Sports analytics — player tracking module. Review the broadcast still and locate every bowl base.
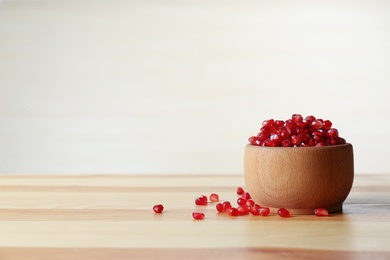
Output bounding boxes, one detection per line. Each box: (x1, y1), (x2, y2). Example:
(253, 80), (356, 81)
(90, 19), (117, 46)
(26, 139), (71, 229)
(269, 204), (343, 215)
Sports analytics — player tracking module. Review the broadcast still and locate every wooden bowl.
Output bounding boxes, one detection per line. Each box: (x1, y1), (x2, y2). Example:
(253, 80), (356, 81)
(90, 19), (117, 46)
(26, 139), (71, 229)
(244, 143), (354, 215)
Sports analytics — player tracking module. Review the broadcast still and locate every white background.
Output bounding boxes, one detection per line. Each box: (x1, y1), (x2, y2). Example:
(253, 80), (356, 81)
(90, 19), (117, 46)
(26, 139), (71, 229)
(1, 0), (389, 174)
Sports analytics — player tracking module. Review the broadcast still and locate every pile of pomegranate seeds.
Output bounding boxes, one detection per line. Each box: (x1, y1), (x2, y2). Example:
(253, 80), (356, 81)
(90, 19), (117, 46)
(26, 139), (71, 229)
(153, 187), (330, 219)
(248, 114), (346, 147)
(215, 189), (271, 217)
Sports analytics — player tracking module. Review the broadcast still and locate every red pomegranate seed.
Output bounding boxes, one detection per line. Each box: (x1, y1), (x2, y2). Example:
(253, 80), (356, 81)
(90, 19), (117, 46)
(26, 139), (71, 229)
(305, 115), (316, 122)
(237, 197), (247, 206)
(226, 207), (239, 217)
(262, 119), (275, 128)
(292, 114), (303, 123)
(216, 203), (224, 213)
(195, 195), (208, 206)
(153, 204), (164, 213)
(236, 187), (245, 195)
(314, 208), (329, 217)
(277, 208), (291, 218)
(246, 199), (255, 208)
(327, 128), (339, 138)
(250, 204), (261, 215)
(210, 193), (219, 202)
(223, 201), (232, 211)
(192, 212), (205, 220)
(259, 207), (270, 216)
(311, 119), (323, 129)
(237, 205), (250, 215)
(242, 192), (251, 200)
(323, 120), (332, 130)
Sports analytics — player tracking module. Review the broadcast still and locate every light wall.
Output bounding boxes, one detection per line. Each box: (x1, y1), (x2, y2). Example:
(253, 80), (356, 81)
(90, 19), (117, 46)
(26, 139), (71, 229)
(1, 0), (390, 174)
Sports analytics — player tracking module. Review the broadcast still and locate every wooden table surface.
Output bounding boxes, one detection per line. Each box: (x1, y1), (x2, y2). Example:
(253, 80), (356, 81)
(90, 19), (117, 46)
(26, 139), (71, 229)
(0, 174), (389, 259)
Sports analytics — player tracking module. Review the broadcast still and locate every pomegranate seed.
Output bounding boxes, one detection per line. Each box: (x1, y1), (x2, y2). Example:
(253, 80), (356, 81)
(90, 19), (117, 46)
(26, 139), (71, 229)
(327, 128), (339, 138)
(305, 115), (316, 122)
(192, 212), (205, 220)
(216, 203), (224, 213)
(223, 201), (232, 211)
(277, 208), (291, 218)
(259, 207), (270, 216)
(323, 120), (332, 130)
(242, 192), (251, 200)
(237, 205), (250, 215)
(262, 119), (275, 128)
(314, 208), (329, 217)
(236, 187), (245, 195)
(250, 204), (261, 215)
(237, 197), (247, 206)
(246, 199), (255, 208)
(226, 207), (239, 217)
(153, 204), (164, 213)
(282, 139), (291, 147)
(292, 114), (303, 123)
(195, 195), (208, 206)
(210, 193), (219, 202)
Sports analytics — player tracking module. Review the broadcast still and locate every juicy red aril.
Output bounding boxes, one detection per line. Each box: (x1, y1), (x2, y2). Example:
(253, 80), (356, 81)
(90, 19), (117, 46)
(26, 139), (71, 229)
(246, 199), (255, 208)
(192, 212), (205, 220)
(242, 192), (251, 200)
(292, 114), (303, 123)
(236, 187), (245, 195)
(237, 205), (250, 215)
(262, 119), (275, 128)
(259, 207), (270, 216)
(328, 128), (339, 138)
(237, 197), (247, 206)
(314, 208), (329, 217)
(216, 203), (224, 213)
(153, 204), (164, 213)
(223, 201), (232, 211)
(226, 207), (239, 217)
(195, 195), (208, 206)
(210, 193), (219, 202)
(250, 204), (261, 215)
(278, 208), (291, 218)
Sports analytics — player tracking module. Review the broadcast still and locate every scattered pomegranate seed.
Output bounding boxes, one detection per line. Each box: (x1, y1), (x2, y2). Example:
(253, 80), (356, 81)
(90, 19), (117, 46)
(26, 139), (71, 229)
(237, 205), (250, 215)
(249, 114), (346, 147)
(237, 197), (247, 206)
(226, 207), (239, 217)
(192, 212), (205, 220)
(216, 203), (224, 213)
(277, 208), (291, 218)
(242, 192), (251, 200)
(210, 193), (219, 202)
(223, 201), (232, 211)
(250, 204), (261, 215)
(259, 207), (270, 216)
(195, 195), (208, 206)
(246, 199), (255, 208)
(153, 204), (164, 213)
(314, 208), (329, 217)
(236, 187), (245, 195)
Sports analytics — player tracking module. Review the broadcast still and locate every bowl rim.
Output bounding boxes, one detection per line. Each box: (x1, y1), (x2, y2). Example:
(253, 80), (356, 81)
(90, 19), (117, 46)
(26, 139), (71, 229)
(245, 143), (352, 150)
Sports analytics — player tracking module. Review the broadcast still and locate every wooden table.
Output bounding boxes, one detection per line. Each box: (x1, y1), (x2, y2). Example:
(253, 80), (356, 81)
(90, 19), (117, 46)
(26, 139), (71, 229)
(0, 174), (389, 259)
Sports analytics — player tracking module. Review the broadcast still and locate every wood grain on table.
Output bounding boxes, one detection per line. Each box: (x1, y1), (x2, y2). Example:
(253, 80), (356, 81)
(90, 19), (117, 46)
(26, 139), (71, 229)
(0, 174), (389, 260)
